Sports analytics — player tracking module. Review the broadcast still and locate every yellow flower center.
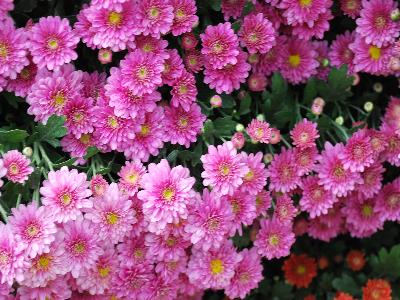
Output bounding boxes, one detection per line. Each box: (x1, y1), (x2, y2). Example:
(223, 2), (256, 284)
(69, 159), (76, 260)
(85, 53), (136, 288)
(244, 170), (254, 181)
(0, 43), (7, 59)
(108, 11), (122, 26)
(297, 265), (306, 274)
(371, 291), (381, 299)
(98, 265), (110, 278)
(60, 193), (72, 206)
(8, 163), (19, 175)
(299, 132), (309, 142)
(299, 0), (312, 7)
(175, 8), (185, 19)
(375, 16), (386, 29)
(219, 164), (230, 176)
(26, 224), (39, 237)
(240, 272), (250, 283)
(189, 57), (197, 65)
(80, 134), (91, 145)
(134, 249), (144, 258)
(255, 128), (264, 138)
(388, 194), (400, 207)
(207, 218), (219, 231)
(106, 212), (119, 225)
(361, 204), (373, 217)
(47, 38), (59, 50)
(107, 116), (119, 129)
(178, 117), (189, 128)
(231, 200), (240, 214)
(162, 187), (175, 202)
(312, 189), (323, 200)
(179, 85), (188, 94)
(140, 124), (150, 136)
(268, 234), (280, 246)
(137, 67), (148, 79)
(212, 42), (224, 54)
(53, 91), (66, 108)
(333, 165), (345, 179)
(73, 112), (84, 122)
(142, 43), (153, 52)
(248, 33), (258, 42)
(289, 54), (301, 67)
(210, 259), (224, 275)
(126, 172), (139, 184)
(166, 237), (176, 247)
(0, 252), (9, 265)
(73, 242), (86, 254)
(36, 254), (52, 271)
(346, 0), (356, 9)
(149, 7), (160, 18)
(369, 46), (381, 60)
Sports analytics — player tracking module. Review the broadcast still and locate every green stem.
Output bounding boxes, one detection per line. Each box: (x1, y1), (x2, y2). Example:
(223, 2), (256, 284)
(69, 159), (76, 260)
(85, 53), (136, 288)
(0, 201), (8, 222)
(16, 194), (22, 207)
(37, 144), (54, 171)
(280, 135), (292, 149)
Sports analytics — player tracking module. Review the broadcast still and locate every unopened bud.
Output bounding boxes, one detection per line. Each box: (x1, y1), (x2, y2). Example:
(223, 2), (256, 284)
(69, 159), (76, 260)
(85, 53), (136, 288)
(270, 128), (281, 144)
(364, 101), (374, 112)
(322, 58), (330, 67)
(256, 114), (265, 121)
(263, 153), (274, 164)
(391, 8), (400, 21)
(235, 123), (245, 132)
(373, 82), (383, 93)
(352, 73), (360, 86)
(98, 49), (112, 64)
(22, 147), (33, 157)
(311, 97), (325, 115)
(335, 116), (344, 126)
(210, 95), (222, 107)
(231, 132), (245, 149)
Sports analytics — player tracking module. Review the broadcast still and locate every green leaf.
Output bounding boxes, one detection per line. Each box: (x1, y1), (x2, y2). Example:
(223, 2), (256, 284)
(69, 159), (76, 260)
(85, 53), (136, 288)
(213, 116), (236, 136)
(0, 129), (29, 143)
(316, 66), (353, 103)
(28, 115), (67, 146)
(1, 92), (24, 109)
(209, 0), (221, 11)
(303, 77), (318, 105)
(84, 147), (99, 160)
(166, 150), (179, 163)
(202, 120), (215, 144)
(370, 245), (400, 280)
(52, 158), (77, 169)
(221, 94), (235, 109)
(271, 282), (293, 300)
(238, 94), (251, 115)
(332, 274), (359, 296)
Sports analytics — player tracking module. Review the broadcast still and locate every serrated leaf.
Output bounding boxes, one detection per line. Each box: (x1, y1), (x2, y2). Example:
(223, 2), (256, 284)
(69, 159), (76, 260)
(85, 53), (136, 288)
(167, 150), (179, 163)
(0, 129), (28, 143)
(213, 116), (236, 136)
(221, 94), (235, 108)
(84, 147), (99, 160)
(28, 115), (67, 145)
(238, 94), (251, 115)
(316, 66), (353, 103)
(52, 158), (77, 169)
(370, 245), (400, 280)
(332, 274), (359, 296)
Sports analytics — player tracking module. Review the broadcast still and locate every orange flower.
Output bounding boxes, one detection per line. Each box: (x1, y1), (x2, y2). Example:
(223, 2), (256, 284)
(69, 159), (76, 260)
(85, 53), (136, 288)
(346, 250), (366, 271)
(334, 292), (355, 300)
(304, 294), (316, 300)
(318, 256), (329, 270)
(362, 279), (392, 300)
(282, 254), (317, 288)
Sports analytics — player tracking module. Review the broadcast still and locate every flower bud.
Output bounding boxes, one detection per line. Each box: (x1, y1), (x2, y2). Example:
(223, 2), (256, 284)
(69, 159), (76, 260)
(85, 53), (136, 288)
(256, 114), (265, 121)
(231, 132), (245, 149)
(263, 153), (274, 164)
(22, 147), (33, 157)
(181, 32), (198, 51)
(352, 73), (360, 86)
(270, 128), (281, 144)
(98, 49), (112, 64)
(322, 58), (330, 67)
(391, 8), (400, 21)
(311, 97), (325, 115)
(335, 116), (344, 125)
(373, 82), (383, 93)
(248, 74), (267, 92)
(210, 95), (222, 107)
(364, 101), (374, 112)
(235, 123), (245, 132)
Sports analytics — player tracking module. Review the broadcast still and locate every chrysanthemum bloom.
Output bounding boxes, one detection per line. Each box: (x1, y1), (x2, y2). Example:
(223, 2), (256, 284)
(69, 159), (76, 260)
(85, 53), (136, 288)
(161, 49), (184, 85)
(252, 36), (285, 76)
(329, 31), (356, 73)
(170, 0), (198, 36)
(225, 248), (263, 299)
(300, 176), (337, 218)
(90, 0), (129, 9)
(334, 292), (355, 300)
(200, 22), (239, 69)
(346, 250), (365, 271)
(268, 148), (301, 193)
(132, 35), (169, 58)
(0, 23), (29, 79)
(138, 159), (195, 232)
(8, 203), (57, 258)
(367, 128), (388, 157)
(74, 6), (97, 49)
(362, 279), (392, 300)
(119, 49), (165, 96)
(201, 141), (248, 196)
(60, 133), (93, 163)
(85, 183), (136, 244)
(145, 231), (190, 262)
(279, 0), (332, 25)
(239, 152), (267, 195)
(170, 70), (197, 111)
(6, 59), (38, 97)
(0, 282), (11, 298)
(81, 71), (107, 102)
(30, 16), (79, 70)
(339, 129), (374, 172)
(184, 189), (234, 251)
(60, 218), (103, 278)
(254, 218), (295, 260)
(181, 32), (198, 50)
(187, 240), (242, 290)
(255, 190), (271, 217)
(17, 277), (72, 300)
(118, 160), (145, 196)
(155, 256), (188, 282)
(357, 162), (385, 198)
(0, 75), (7, 93)
(282, 254), (317, 288)
(350, 36), (393, 75)
(340, 0), (362, 18)
(292, 11), (333, 40)
(204, 50), (251, 94)
(40, 166), (92, 223)
(307, 215), (343, 242)
(290, 119), (319, 149)
(246, 119), (272, 143)
(376, 178), (400, 221)
(90, 175), (108, 199)
(247, 73), (268, 92)
(64, 96), (94, 138)
(164, 103), (205, 148)
(293, 217), (309, 236)
(356, 0), (400, 47)
(280, 38), (319, 84)
(117, 233), (148, 265)
(0, 224), (27, 285)
(2, 150), (33, 183)
(312, 40), (330, 80)
(380, 123), (400, 166)
(85, 2), (136, 51)
(123, 107), (167, 162)
(232, 132), (245, 149)
(221, 0), (246, 20)
(133, 0), (174, 38)
(294, 146), (318, 176)
(0, 0), (13, 15)
(75, 246), (118, 295)
(238, 13), (276, 54)
(384, 96), (400, 134)
(273, 195), (298, 225)
(316, 142), (363, 197)
(27, 65), (83, 124)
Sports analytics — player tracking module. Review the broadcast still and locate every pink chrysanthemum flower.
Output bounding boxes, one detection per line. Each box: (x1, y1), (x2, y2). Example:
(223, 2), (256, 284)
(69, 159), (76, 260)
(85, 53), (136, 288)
(170, 0), (198, 36)
(145, 232), (190, 262)
(294, 11), (333, 41)
(238, 13), (276, 54)
(90, 174), (109, 198)
(356, 0), (400, 47)
(133, 0), (174, 38)
(119, 49), (165, 96)
(162, 49), (184, 85)
(81, 71), (107, 102)
(254, 218), (295, 260)
(118, 160), (145, 196)
(105, 67), (160, 119)
(138, 159), (195, 233)
(60, 217), (103, 278)
(170, 70), (197, 111)
(6, 59), (38, 97)
(0, 23), (29, 79)
(200, 22), (240, 69)
(339, 129), (374, 172)
(294, 146), (319, 176)
(187, 240), (242, 290)
(247, 73), (268, 92)
(225, 248), (263, 300)
(252, 36), (285, 76)
(221, 0), (246, 20)
(307, 212), (343, 241)
(129, 196), (148, 236)
(316, 142), (363, 197)
(313, 40), (331, 80)
(246, 119), (272, 143)
(117, 233), (149, 264)
(85, 183), (136, 244)
(255, 190), (272, 217)
(201, 141), (248, 196)
(384, 96), (400, 134)
(8, 203), (56, 258)
(132, 35), (169, 58)
(85, 2), (135, 51)
(279, 0), (332, 26)
(268, 148), (301, 193)
(64, 96), (94, 138)
(30, 16), (79, 70)
(123, 107), (167, 162)
(350, 36), (393, 75)
(90, 0), (129, 9)
(27, 65), (83, 124)
(0, 75), (7, 92)
(376, 178), (400, 222)
(0, 0), (13, 15)
(185, 189), (234, 251)
(380, 123), (400, 166)
(60, 133), (94, 162)
(280, 38), (319, 84)
(74, 6), (97, 50)
(17, 277), (72, 300)
(164, 103), (206, 148)
(204, 50), (251, 94)
(2, 150), (33, 183)
(240, 152), (267, 195)
(40, 166), (92, 223)
(155, 256), (187, 282)
(0, 282), (11, 298)
(146, 276), (180, 300)
(329, 31), (356, 73)
(232, 132), (245, 150)
(357, 162), (385, 198)
(300, 176), (337, 218)
(340, 0), (362, 18)
(0, 224), (27, 285)
(274, 195), (298, 225)
(290, 119), (319, 149)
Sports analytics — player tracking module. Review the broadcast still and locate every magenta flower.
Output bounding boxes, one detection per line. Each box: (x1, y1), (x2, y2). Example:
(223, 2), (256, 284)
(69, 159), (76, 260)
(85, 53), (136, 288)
(290, 119), (320, 149)
(340, 0), (362, 18)
(17, 277), (72, 300)
(133, 35), (169, 58)
(376, 178), (400, 222)
(0, 0), (13, 15)
(221, 0), (246, 20)
(40, 166), (92, 223)
(30, 16), (79, 70)
(201, 141), (249, 196)
(357, 162), (385, 198)
(255, 190), (272, 217)
(6, 60), (38, 97)
(138, 159), (195, 233)
(162, 49), (184, 85)
(252, 37), (285, 76)
(294, 146), (319, 176)
(60, 133), (93, 162)
(239, 152), (267, 195)
(155, 256), (188, 283)
(170, 0), (198, 36)
(273, 195), (298, 225)
(64, 96), (94, 138)
(118, 160), (146, 196)
(81, 71), (107, 102)
(145, 231), (190, 262)
(329, 31), (356, 74)
(308, 211), (343, 241)
(2, 150), (33, 183)
(170, 70), (197, 112)
(380, 123), (400, 166)
(246, 119), (272, 144)
(292, 11), (333, 40)
(279, 0), (332, 26)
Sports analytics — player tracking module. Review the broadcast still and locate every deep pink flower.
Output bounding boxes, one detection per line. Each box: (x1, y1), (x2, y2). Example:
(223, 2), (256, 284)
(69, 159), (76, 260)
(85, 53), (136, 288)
(221, 0), (246, 20)
(252, 36), (285, 76)
(81, 71), (107, 103)
(279, 0), (332, 26)
(2, 150), (33, 183)
(246, 119), (272, 143)
(162, 49), (185, 85)
(292, 11), (333, 40)
(17, 277), (72, 300)
(64, 96), (94, 138)
(273, 195), (298, 225)
(60, 133), (94, 162)
(384, 96), (400, 135)
(145, 231), (190, 262)
(357, 162), (385, 198)
(247, 73), (268, 92)
(155, 256), (188, 283)
(170, 70), (197, 111)
(118, 160), (146, 196)
(0, 0), (13, 15)
(181, 32), (198, 50)
(307, 211), (343, 241)
(240, 152), (267, 195)
(376, 178), (400, 222)
(380, 123), (400, 166)
(255, 190), (272, 217)
(340, 0), (362, 18)
(294, 146), (319, 176)
(329, 31), (356, 74)
(313, 40), (331, 80)
(117, 233), (149, 265)
(132, 35), (169, 59)
(170, 0), (198, 36)
(290, 119), (319, 149)
(6, 59), (38, 97)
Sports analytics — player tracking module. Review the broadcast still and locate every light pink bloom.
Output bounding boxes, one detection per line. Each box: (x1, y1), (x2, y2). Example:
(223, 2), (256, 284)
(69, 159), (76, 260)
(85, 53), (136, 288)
(118, 160), (146, 196)
(240, 152), (267, 195)
(2, 150), (33, 183)
(145, 232), (190, 262)
(170, 0), (198, 36)
(246, 119), (272, 143)
(17, 277), (72, 300)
